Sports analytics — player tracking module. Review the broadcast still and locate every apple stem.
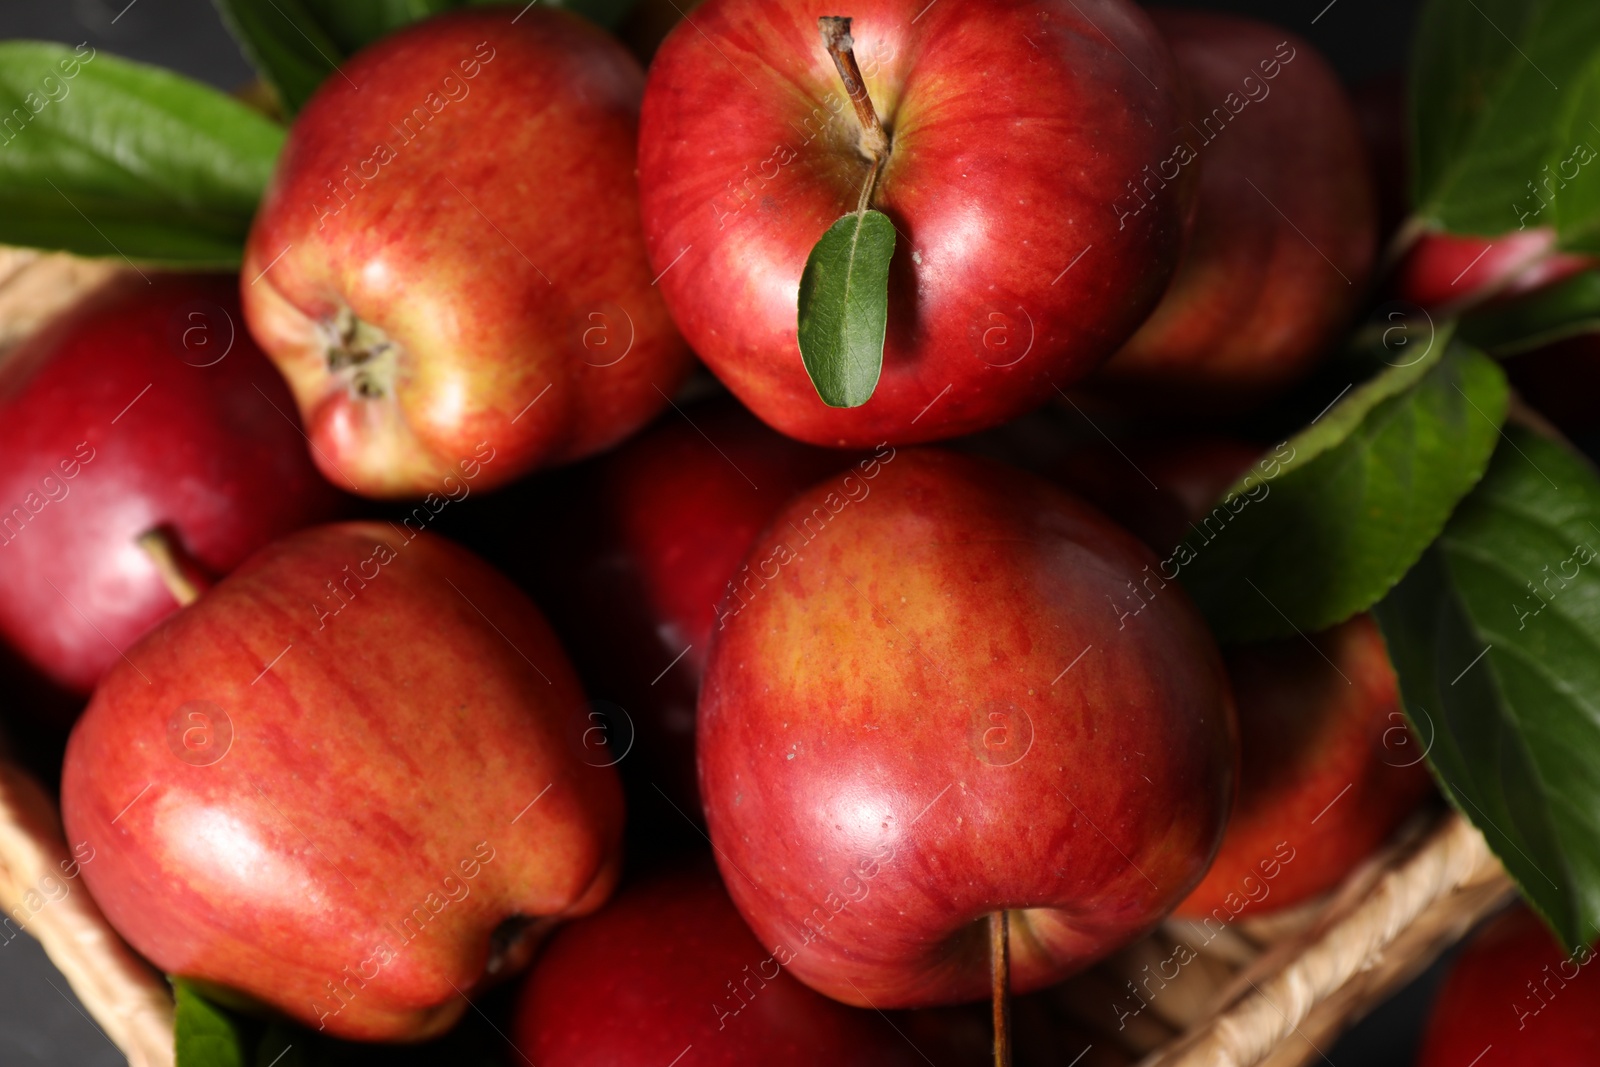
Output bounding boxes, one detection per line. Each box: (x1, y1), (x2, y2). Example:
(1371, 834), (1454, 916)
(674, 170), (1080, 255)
(990, 910), (1012, 1067)
(818, 17), (889, 166)
(136, 527), (211, 608)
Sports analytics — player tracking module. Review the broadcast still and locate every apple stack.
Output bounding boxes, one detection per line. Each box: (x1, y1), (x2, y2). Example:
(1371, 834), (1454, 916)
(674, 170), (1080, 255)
(1, 1), (1598, 1066)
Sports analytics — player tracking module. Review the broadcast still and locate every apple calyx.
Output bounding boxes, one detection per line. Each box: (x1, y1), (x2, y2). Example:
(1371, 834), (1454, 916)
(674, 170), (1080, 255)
(136, 526), (211, 608)
(818, 16), (889, 172)
(320, 305), (401, 402)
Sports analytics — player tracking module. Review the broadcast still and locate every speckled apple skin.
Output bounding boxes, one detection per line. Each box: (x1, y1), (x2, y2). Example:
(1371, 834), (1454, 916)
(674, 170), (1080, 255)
(698, 449), (1236, 1007)
(1175, 613), (1434, 917)
(242, 9), (692, 499)
(639, 0), (1191, 447)
(61, 523), (624, 1041)
(514, 862), (921, 1066)
(1094, 11), (1378, 402)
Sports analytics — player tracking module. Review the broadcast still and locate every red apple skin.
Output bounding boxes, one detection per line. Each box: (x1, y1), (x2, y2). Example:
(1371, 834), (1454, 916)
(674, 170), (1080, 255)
(0, 274), (345, 696)
(1418, 905), (1600, 1067)
(1174, 613), (1434, 917)
(1091, 11), (1377, 403)
(530, 399), (855, 808)
(1393, 229), (1593, 311)
(514, 862), (922, 1066)
(60, 523), (624, 1041)
(242, 8), (692, 499)
(698, 449), (1236, 1007)
(638, 0), (1191, 447)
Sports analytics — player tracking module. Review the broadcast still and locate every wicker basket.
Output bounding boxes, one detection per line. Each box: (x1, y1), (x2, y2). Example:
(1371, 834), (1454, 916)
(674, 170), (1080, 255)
(0, 249), (1519, 1067)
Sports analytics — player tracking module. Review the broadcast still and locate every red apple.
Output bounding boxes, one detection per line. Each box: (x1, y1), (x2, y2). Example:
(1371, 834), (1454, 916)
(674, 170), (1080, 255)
(528, 399), (855, 809)
(0, 273), (345, 696)
(1175, 613), (1434, 918)
(1418, 905), (1600, 1067)
(1090, 11), (1377, 404)
(60, 523), (624, 1041)
(1349, 73), (1409, 241)
(638, 0), (1192, 446)
(242, 8), (692, 499)
(698, 449), (1236, 1007)
(514, 861), (923, 1065)
(1393, 229), (1593, 311)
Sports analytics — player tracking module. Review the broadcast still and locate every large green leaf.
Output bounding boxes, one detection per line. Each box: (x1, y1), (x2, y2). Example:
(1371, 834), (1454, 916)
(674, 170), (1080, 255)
(1460, 268), (1600, 354)
(212, 0), (346, 116)
(796, 208), (895, 408)
(1374, 427), (1600, 949)
(218, 0), (641, 115)
(1177, 337), (1508, 642)
(0, 43), (284, 266)
(1411, 0), (1600, 252)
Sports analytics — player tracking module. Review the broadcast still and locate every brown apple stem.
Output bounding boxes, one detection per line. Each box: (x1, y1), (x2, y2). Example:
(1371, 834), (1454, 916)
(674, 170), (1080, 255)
(990, 910), (1012, 1067)
(818, 17), (888, 164)
(136, 527), (210, 608)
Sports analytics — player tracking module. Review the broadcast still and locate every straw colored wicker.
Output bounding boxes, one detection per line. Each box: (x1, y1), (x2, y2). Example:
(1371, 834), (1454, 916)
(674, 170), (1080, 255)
(0, 250), (1519, 1067)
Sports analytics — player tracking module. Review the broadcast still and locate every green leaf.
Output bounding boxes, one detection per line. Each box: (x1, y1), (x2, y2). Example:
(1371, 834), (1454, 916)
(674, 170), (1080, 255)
(0, 42), (284, 266)
(1177, 337), (1509, 642)
(218, 0), (641, 113)
(212, 0), (346, 116)
(1459, 268), (1600, 355)
(299, 0), (458, 54)
(175, 981), (248, 1067)
(796, 209), (895, 408)
(1374, 426), (1600, 950)
(1410, 0), (1600, 252)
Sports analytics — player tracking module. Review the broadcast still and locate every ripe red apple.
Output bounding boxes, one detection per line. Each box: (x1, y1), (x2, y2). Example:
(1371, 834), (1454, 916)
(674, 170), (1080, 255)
(638, 0), (1192, 446)
(528, 399), (854, 809)
(1393, 229), (1592, 311)
(60, 523), (624, 1041)
(514, 861), (923, 1065)
(1089, 11), (1377, 404)
(0, 274), (345, 696)
(1417, 905), (1600, 1067)
(698, 449), (1236, 1007)
(1175, 613), (1434, 918)
(242, 8), (692, 499)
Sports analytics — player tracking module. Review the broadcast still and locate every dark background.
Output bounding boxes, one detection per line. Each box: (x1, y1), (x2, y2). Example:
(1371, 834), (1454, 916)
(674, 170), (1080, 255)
(0, 0), (1440, 1065)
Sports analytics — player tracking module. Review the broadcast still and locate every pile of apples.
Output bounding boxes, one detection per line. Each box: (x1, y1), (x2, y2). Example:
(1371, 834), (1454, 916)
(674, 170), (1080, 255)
(1, 0), (1592, 1063)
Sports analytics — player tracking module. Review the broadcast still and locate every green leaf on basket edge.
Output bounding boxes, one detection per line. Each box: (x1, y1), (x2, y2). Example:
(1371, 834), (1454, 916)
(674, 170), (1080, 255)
(212, 0), (345, 116)
(797, 208), (895, 408)
(1410, 0), (1600, 252)
(0, 42), (284, 266)
(217, 0), (641, 116)
(174, 980), (248, 1067)
(1374, 426), (1600, 951)
(1175, 333), (1508, 643)
(1460, 268), (1600, 355)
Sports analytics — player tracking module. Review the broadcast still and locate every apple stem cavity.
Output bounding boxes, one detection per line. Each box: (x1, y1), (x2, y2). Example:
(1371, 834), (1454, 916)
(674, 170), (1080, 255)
(818, 17), (889, 169)
(136, 526), (211, 608)
(990, 909), (1012, 1067)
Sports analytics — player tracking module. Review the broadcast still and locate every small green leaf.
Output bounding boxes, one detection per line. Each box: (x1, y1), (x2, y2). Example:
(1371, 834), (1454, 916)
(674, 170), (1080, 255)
(1410, 0), (1600, 252)
(0, 42), (284, 266)
(1374, 426), (1600, 950)
(1177, 338), (1508, 642)
(797, 209), (895, 408)
(174, 981), (248, 1067)
(1460, 268), (1600, 355)
(212, 0), (345, 116)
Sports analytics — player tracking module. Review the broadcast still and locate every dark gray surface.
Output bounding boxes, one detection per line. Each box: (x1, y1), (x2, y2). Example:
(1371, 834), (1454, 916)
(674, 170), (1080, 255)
(0, 0), (1439, 1065)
